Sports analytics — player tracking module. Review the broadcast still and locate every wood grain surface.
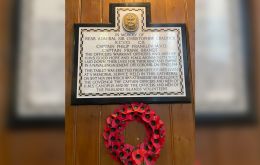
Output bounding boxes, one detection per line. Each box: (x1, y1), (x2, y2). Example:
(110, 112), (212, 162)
(65, 0), (195, 165)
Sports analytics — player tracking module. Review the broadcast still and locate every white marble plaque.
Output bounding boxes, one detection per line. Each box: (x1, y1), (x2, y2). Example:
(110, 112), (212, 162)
(73, 4), (190, 104)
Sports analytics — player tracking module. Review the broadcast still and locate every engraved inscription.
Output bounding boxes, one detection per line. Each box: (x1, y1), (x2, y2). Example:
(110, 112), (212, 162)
(75, 7), (188, 100)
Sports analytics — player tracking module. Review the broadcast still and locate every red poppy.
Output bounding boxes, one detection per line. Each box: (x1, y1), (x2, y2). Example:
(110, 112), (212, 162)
(150, 114), (160, 126)
(121, 145), (135, 164)
(144, 152), (157, 165)
(142, 111), (155, 123)
(158, 120), (164, 127)
(110, 142), (122, 152)
(123, 144), (134, 154)
(149, 116), (161, 130)
(151, 136), (165, 149)
(152, 126), (164, 140)
(116, 135), (125, 143)
(160, 128), (166, 138)
(152, 126), (165, 139)
(104, 140), (110, 148)
(124, 159), (136, 165)
(111, 117), (122, 128)
(151, 115), (160, 122)
(121, 154), (133, 165)
(132, 149), (147, 165)
(103, 132), (109, 140)
(143, 127), (152, 140)
(152, 132), (160, 139)
(140, 142), (150, 152)
(126, 113), (135, 121)
(119, 106), (126, 114)
(103, 127), (111, 140)
(104, 103), (165, 165)
(117, 111), (134, 122)
(117, 148), (129, 161)
(153, 147), (161, 155)
(121, 104), (134, 114)
(110, 151), (119, 161)
(144, 106), (152, 113)
(106, 116), (113, 124)
(108, 131), (119, 142)
(111, 112), (118, 118)
(131, 102), (146, 113)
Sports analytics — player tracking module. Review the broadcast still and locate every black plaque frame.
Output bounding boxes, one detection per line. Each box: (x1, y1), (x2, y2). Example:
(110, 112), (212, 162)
(8, 0), (64, 128)
(196, 0), (256, 125)
(72, 3), (191, 105)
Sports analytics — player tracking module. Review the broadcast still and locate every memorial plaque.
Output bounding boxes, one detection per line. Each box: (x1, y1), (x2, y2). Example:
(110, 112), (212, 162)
(72, 3), (191, 104)
(196, 0), (253, 123)
(10, 0), (64, 126)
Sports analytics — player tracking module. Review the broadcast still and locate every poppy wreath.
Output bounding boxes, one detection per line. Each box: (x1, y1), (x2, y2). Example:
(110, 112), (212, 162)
(103, 103), (166, 165)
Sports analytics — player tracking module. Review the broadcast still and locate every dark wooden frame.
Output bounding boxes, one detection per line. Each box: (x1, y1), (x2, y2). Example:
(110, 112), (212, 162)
(72, 3), (192, 105)
(196, 0), (256, 125)
(8, 0), (64, 128)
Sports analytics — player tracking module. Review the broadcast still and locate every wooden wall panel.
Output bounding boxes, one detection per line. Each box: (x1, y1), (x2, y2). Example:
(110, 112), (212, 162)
(0, 0), (11, 162)
(65, 0), (80, 164)
(7, 130), (64, 165)
(66, 0), (195, 165)
(197, 126), (260, 165)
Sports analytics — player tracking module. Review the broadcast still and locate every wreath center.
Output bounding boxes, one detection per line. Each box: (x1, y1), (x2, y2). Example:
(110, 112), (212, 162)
(124, 121), (146, 145)
(103, 103), (166, 165)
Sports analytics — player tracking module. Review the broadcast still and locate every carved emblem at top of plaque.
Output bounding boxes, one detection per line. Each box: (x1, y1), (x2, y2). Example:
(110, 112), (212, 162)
(122, 13), (139, 32)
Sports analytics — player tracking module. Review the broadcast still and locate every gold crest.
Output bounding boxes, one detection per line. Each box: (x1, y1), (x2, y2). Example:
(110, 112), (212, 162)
(123, 13), (139, 32)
